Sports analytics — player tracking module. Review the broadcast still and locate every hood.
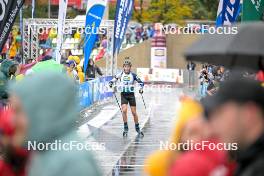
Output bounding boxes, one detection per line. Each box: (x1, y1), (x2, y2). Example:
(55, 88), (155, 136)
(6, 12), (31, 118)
(1, 59), (16, 77)
(170, 98), (203, 144)
(9, 72), (78, 143)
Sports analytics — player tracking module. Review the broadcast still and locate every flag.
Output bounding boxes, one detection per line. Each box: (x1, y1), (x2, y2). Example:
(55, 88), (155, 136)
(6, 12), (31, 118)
(216, 0), (241, 26)
(113, 0), (134, 56)
(83, 0), (107, 73)
(56, 0), (68, 63)
(242, 0), (264, 21)
(95, 48), (106, 61)
(0, 0), (24, 53)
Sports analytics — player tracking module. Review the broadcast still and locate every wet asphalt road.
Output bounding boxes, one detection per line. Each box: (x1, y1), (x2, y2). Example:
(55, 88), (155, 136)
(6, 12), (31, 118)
(79, 86), (197, 176)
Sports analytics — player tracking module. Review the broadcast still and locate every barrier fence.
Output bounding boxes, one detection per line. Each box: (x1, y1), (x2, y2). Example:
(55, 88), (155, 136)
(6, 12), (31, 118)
(79, 76), (113, 109)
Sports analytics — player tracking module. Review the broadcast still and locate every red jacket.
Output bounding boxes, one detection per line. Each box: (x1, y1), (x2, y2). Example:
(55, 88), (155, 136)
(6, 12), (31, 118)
(0, 110), (29, 176)
(0, 148), (29, 176)
(256, 71), (264, 82)
(170, 141), (236, 176)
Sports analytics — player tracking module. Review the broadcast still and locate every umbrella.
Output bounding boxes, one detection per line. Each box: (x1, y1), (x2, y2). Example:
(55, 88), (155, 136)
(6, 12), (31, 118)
(31, 60), (64, 73)
(185, 22), (264, 70)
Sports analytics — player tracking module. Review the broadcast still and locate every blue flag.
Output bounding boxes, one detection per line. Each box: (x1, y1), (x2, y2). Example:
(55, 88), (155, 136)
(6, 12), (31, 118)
(216, 0), (241, 26)
(84, 0), (106, 73)
(113, 0), (134, 56)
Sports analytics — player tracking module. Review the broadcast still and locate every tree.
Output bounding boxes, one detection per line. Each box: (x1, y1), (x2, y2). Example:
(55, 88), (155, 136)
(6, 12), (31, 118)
(184, 0), (209, 20)
(199, 0), (218, 20)
(142, 0), (192, 24)
(133, 0), (145, 23)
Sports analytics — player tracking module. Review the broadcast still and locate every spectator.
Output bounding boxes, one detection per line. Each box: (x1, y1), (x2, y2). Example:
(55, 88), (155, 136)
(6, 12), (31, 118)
(1, 41), (9, 60)
(144, 98), (204, 176)
(207, 78), (220, 96)
(0, 109), (30, 176)
(101, 36), (108, 49)
(142, 29), (149, 41)
(8, 72), (102, 176)
(147, 26), (155, 38)
(135, 28), (142, 43)
(199, 67), (209, 97)
(0, 60), (17, 107)
(204, 76), (264, 176)
(169, 98), (237, 176)
(85, 59), (103, 80)
(67, 60), (79, 82)
(187, 62), (196, 88)
(126, 31), (132, 45)
(77, 66), (85, 84)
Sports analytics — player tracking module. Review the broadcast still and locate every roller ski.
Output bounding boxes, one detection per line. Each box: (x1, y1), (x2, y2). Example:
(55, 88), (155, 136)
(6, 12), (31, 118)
(123, 123), (129, 137)
(135, 123), (144, 137)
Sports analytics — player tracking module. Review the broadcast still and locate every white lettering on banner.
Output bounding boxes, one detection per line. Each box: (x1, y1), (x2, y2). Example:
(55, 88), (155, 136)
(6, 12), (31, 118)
(223, 0), (239, 25)
(120, 1), (130, 39)
(115, 0), (125, 38)
(0, 0), (8, 21)
(88, 12), (101, 20)
(251, 0), (262, 11)
(0, 0), (22, 43)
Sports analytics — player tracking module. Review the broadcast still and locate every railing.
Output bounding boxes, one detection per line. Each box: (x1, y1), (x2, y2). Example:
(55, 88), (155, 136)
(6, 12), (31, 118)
(79, 76), (113, 110)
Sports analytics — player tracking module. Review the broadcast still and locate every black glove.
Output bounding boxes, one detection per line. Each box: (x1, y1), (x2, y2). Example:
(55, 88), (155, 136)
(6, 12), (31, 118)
(109, 81), (114, 88)
(139, 88), (143, 94)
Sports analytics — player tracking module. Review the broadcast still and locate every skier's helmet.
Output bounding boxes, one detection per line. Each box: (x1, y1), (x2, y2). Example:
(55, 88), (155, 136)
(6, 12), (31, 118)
(123, 57), (132, 67)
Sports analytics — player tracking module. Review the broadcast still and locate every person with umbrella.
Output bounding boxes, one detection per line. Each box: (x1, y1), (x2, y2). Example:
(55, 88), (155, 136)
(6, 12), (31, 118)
(185, 22), (264, 72)
(203, 76), (264, 176)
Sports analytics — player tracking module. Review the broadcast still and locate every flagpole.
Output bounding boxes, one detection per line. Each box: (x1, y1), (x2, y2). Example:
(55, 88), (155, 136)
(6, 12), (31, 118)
(20, 8), (24, 63)
(48, 0), (51, 18)
(32, 0), (35, 19)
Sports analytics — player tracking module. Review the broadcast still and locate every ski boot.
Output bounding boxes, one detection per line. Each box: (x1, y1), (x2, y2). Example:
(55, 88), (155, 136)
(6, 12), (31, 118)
(123, 123), (129, 137)
(135, 123), (144, 137)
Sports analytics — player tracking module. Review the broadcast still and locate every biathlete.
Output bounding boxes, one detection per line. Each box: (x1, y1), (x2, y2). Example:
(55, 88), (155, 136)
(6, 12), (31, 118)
(109, 58), (144, 137)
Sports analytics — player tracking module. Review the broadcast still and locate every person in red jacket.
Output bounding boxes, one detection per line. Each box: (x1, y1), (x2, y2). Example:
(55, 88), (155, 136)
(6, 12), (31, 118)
(0, 109), (30, 176)
(169, 140), (236, 176)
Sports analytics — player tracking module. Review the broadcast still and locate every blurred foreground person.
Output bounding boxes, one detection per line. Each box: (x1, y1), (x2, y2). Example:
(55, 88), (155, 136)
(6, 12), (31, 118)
(8, 72), (101, 176)
(144, 97), (204, 176)
(204, 77), (264, 176)
(0, 60), (17, 107)
(0, 109), (30, 176)
(144, 97), (235, 176)
(169, 98), (237, 176)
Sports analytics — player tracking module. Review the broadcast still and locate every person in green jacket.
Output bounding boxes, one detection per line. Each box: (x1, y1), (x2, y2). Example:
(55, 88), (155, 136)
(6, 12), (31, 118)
(0, 59), (17, 105)
(8, 72), (101, 176)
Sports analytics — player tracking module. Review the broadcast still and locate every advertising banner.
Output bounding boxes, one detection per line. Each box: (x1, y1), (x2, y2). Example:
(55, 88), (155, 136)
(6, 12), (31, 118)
(216, 0), (241, 26)
(0, 0), (24, 52)
(151, 47), (167, 69)
(83, 0), (107, 73)
(113, 0), (134, 56)
(137, 68), (183, 83)
(242, 0), (264, 21)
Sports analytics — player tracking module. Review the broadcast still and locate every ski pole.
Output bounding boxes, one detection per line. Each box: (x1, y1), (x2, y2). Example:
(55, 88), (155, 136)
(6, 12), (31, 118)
(113, 91), (123, 114)
(141, 94), (147, 110)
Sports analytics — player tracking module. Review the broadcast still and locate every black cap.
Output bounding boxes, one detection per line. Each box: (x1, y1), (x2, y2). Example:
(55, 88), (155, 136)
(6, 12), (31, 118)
(202, 76), (264, 119)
